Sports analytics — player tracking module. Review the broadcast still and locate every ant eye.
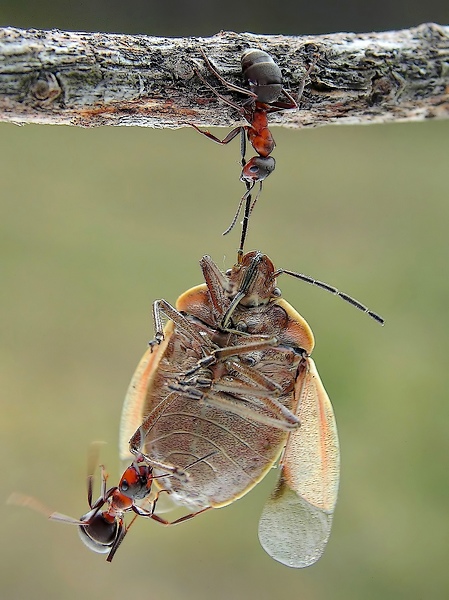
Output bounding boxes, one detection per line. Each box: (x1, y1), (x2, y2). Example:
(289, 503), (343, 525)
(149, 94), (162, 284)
(226, 269), (232, 276)
(120, 480), (129, 492)
(249, 165), (259, 173)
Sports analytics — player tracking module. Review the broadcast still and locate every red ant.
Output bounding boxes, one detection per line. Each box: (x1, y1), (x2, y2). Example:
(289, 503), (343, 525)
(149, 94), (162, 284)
(9, 450), (210, 562)
(192, 47), (315, 233)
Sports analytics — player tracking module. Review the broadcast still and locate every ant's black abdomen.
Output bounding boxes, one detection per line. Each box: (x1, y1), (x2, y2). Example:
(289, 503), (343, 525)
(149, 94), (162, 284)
(241, 49), (283, 104)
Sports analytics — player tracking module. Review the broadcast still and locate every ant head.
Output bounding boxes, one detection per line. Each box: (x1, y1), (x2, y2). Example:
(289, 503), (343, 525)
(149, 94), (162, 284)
(118, 463), (153, 501)
(241, 156), (275, 183)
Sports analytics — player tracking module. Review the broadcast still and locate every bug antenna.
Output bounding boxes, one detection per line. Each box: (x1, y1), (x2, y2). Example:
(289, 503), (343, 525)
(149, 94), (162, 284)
(275, 269), (385, 325)
(237, 192), (252, 262)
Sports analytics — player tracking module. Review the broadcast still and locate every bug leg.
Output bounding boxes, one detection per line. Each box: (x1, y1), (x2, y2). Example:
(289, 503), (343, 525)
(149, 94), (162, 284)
(129, 419), (191, 484)
(149, 299), (213, 349)
(170, 336), (302, 430)
(198, 255), (233, 323)
(169, 381), (299, 431)
(179, 334), (278, 378)
(237, 185), (253, 261)
(223, 358), (283, 394)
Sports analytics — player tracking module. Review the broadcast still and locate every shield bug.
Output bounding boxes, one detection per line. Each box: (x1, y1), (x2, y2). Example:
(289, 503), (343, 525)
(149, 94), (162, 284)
(191, 48), (315, 234)
(120, 251), (383, 567)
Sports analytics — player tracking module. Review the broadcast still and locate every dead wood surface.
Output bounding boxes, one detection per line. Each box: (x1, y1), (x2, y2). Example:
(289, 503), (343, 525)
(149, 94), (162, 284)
(0, 24), (449, 129)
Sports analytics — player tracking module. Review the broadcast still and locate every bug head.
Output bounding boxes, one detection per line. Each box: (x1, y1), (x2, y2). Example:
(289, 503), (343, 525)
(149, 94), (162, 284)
(228, 251), (277, 307)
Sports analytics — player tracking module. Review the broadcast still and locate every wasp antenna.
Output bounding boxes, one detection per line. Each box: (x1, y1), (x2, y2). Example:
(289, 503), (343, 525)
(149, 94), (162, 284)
(277, 269), (385, 325)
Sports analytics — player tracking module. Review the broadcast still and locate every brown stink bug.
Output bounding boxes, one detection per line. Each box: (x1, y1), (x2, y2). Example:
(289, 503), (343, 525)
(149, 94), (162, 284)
(120, 251), (383, 567)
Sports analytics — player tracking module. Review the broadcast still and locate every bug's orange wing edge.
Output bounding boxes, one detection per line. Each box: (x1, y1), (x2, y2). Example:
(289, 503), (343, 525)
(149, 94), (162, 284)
(119, 322), (175, 461)
(258, 357), (340, 568)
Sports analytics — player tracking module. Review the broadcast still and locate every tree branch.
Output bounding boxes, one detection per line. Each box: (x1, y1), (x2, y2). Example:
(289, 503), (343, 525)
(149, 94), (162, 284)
(1, 24), (448, 129)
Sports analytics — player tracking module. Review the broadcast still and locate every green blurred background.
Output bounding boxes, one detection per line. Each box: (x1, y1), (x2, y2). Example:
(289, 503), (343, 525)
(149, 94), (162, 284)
(1, 3), (449, 600)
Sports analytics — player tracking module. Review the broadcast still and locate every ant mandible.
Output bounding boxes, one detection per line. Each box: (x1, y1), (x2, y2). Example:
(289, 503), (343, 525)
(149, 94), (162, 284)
(192, 47), (315, 234)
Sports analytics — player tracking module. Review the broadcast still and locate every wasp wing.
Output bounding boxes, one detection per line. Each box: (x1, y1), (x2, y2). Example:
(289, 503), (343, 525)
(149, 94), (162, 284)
(258, 357), (339, 568)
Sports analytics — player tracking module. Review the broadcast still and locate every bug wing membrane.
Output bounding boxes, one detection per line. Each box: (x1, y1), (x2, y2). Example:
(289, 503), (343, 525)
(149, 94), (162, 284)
(258, 357), (340, 568)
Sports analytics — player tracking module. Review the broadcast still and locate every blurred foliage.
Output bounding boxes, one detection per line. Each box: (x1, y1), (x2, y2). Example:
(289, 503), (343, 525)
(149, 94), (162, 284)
(2, 118), (449, 600)
(1, 4), (449, 600)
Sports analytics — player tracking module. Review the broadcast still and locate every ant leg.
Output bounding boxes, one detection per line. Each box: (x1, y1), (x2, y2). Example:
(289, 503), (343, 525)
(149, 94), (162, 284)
(240, 127), (247, 164)
(190, 123), (242, 146)
(150, 506), (211, 526)
(295, 57), (317, 103)
(198, 47), (257, 100)
(106, 516), (134, 562)
(268, 58), (317, 112)
(193, 64), (246, 112)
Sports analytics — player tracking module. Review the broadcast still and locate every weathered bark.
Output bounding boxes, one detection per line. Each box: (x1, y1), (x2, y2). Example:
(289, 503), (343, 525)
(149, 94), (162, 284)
(0, 24), (448, 129)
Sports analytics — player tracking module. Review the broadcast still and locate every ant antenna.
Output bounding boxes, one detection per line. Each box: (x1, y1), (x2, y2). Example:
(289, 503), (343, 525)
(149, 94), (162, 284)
(223, 184), (254, 237)
(274, 268), (385, 325)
